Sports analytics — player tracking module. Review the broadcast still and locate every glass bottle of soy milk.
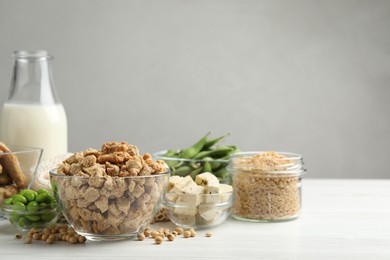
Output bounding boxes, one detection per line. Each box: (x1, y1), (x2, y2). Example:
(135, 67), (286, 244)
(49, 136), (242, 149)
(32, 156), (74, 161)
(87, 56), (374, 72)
(0, 50), (68, 161)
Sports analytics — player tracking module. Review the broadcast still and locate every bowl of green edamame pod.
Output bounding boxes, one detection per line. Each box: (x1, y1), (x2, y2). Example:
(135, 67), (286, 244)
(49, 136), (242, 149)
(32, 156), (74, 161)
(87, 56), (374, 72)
(153, 133), (240, 184)
(1, 188), (58, 231)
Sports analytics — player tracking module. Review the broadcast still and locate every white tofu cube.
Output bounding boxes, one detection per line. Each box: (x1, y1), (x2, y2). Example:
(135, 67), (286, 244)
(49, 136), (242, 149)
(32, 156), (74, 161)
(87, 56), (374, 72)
(195, 172), (220, 194)
(173, 205), (197, 215)
(178, 175), (196, 188)
(177, 184), (204, 206)
(219, 183), (233, 193)
(177, 214), (196, 225)
(201, 193), (220, 204)
(168, 175), (183, 191)
(198, 206), (223, 222)
(219, 184), (233, 203)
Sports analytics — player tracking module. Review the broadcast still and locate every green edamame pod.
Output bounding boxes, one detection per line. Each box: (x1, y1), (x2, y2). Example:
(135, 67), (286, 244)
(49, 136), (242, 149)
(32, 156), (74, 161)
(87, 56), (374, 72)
(218, 162), (229, 170)
(210, 146), (235, 159)
(213, 167), (229, 178)
(165, 160), (180, 169)
(189, 166), (203, 179)
(163, 149), (177, 157)
(193, 147), (233, 160)
(189, 161), (202, 169)
(211, 162), (221, 170)
(202, 161), (212, 173)
(203, 157), (222, 169)
(203, 133), (230, 150)
(191, 150), (212, 160)
(227, 145), (240, 154)
(173, 166), (193, 176)
(179, 132), (211, 158)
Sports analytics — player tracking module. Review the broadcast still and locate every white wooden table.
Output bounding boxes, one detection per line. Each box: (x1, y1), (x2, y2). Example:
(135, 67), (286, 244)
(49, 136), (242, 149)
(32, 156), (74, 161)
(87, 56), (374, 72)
(0, 179), (389, 260)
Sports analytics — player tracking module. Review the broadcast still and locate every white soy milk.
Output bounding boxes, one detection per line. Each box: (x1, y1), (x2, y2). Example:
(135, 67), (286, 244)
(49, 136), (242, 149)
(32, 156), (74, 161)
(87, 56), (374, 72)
(1, 103), (68, 161)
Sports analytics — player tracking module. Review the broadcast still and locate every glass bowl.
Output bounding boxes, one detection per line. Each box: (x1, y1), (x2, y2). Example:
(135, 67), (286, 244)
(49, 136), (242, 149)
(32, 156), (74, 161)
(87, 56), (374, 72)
(1, 201), (58, 231)
(0, 145), (43, 217)
(162, 190), (233, 229)
(153, 150), (231, 184)
(50, 168), (170, 241)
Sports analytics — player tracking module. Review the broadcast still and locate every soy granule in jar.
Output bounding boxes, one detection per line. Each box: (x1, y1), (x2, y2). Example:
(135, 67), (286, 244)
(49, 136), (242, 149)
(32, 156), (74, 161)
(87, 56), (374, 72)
(228, 151), (306, 222)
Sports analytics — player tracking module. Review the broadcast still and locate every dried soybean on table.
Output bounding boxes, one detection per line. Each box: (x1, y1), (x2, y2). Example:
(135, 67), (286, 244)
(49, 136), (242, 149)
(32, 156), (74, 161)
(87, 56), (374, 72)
(0, 179), (389, 260)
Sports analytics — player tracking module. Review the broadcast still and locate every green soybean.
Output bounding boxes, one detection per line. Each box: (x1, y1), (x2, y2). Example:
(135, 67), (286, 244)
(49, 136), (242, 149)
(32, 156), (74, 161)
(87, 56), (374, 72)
(9, 216), (17, 225)
(25, 214), (40, 221)
(17, 217), (30, 228)
(21, 189), (38, 202)
(39, 202), (48, 209)
(11, 194), (27, 205)
(12, 202), (26, 211)
(27, 201), (39, 213)
(41, 212), (56, 221)
(32, 221), (45, 228)
(36, 193), (51, 203)
(50, 201), (58, 209)
(37, 188), (50, 194)
(3, 198), (12, 205)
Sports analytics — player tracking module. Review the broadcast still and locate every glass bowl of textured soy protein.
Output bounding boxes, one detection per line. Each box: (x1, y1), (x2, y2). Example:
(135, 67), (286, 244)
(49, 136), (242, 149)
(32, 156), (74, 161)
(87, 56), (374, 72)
(50, 141), (170, 241)
(228, 151), (306, 222)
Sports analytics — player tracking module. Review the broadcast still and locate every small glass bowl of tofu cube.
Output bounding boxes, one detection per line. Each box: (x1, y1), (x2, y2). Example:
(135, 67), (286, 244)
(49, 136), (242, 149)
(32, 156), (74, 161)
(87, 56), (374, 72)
(162, 172), (234, 229)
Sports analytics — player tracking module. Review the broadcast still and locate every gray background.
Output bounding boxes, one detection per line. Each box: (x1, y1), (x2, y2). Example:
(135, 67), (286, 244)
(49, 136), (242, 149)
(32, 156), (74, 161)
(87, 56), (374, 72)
(0, 0), (389, 178)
